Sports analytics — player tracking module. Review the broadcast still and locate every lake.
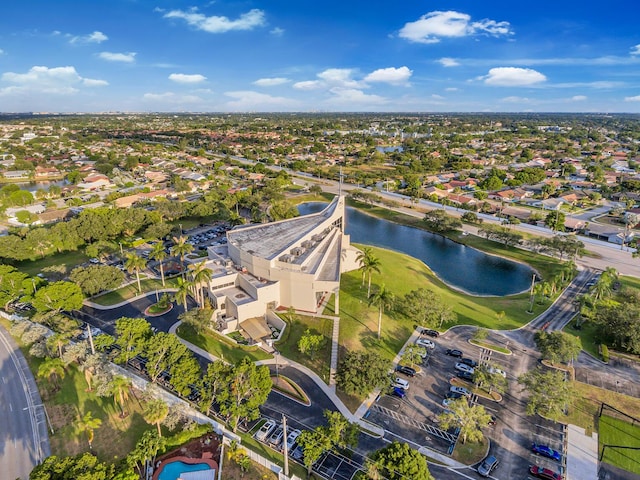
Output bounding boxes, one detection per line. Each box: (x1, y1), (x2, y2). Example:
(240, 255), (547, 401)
(298, 202), (534, 296)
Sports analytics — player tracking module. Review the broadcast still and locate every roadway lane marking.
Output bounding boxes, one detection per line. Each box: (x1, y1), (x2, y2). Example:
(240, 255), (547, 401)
(9, 402), (12, 412)
(2, 376), (6, 384)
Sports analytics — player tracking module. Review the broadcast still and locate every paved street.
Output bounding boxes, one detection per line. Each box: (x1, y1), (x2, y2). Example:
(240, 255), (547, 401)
(0, 324), (50, 480)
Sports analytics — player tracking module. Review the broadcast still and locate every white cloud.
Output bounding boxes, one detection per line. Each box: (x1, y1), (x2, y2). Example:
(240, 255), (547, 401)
(482, 67), (547, 86)
(293, 80), (323, 90)
(99, 52), (136, 63)
(631, 44), (640, 56)
(293, 68), (364, 91)
(500, 96), (531, 103)
(253, 77), (289, 87)
(438, 57), (460, 67)
(431, 94), (444, 100)
(224, 91), (299, 110)
(571, 95), (587, 101)
(0, 66), (107, 95)
(324, 88), (387, 106)
(163, 8), (265, 33)
(0, 49), (4, 55)
(364, 66), (412, 85)
(143, 92), (202, 103)
(625, 95), (640, 102)
(70, 31), (108, 45)
(445, 87), (459, 92)
(169, 73), (207, 84)
(399, 10), (512, 44)
(270, 27), (285, 36)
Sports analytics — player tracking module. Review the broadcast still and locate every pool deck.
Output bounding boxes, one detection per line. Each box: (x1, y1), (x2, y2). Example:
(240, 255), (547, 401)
(152, 455), (218, 480)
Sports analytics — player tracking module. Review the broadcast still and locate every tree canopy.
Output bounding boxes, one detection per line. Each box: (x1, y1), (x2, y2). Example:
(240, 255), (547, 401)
(369, 441), (434, 480)
(335, 351), (390, 397)
(518, 368), (575, 421)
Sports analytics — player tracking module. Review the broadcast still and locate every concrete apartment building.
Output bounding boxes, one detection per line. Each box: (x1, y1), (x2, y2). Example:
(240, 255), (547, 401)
(193, 196), (360, 342)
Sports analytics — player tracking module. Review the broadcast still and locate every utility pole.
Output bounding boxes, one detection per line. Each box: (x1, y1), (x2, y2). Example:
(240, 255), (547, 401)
(87, 323), (95, 355)
(282, 414), (289, 477)
(527, 273), (536, 313)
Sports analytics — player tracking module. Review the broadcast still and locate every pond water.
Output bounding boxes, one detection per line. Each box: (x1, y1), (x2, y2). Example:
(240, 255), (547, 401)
(14, 180), (68, 192)
(298, 202), (534, 296)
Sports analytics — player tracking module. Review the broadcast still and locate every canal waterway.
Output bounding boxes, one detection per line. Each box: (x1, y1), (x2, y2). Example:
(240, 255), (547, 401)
(298, 202), (534, 296)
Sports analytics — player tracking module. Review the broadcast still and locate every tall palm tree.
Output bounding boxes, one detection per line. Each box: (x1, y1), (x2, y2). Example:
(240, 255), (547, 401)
(149, 242), (168, 287)
(46, 331), (71, 359)
(76, 411), (102, 450)
(143, 398), (169, 437)
(356, 247), (382, 298)
(174, 277), (193, 312)
(125, 253), (147, 293)
(37, 357), (65, 388)
(170, 235), (194, 274)
(189, 262), (213, 306)
(109, 375), (132, 418)
(368, 284), (394, 339)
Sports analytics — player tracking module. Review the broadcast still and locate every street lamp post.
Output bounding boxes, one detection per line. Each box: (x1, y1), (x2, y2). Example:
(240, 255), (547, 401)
(24, 403), (54, 434)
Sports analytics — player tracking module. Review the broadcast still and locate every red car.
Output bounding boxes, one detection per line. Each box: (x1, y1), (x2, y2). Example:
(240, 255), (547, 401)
(529, 465), (563, 480)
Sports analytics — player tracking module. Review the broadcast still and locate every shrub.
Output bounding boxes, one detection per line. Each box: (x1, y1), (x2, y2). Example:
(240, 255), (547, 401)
(600, 344), (609, 363)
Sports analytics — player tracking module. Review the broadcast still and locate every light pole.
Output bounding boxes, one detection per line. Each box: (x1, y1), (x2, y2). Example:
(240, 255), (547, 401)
(274, 350), (280, 385)
(527, 273), (537, 313)
(24, 403), (54, 434)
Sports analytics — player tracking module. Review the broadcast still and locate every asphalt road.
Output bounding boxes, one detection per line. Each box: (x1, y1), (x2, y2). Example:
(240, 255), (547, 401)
(0, 324), (50, 480)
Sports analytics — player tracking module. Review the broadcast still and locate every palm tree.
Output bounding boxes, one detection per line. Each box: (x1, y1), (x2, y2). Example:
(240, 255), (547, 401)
(356, 247), (382, 298)
(143, 398), (169, 437)
(109, 375), (132, 417)
(125, 253), (147, 293)
(149, 242), (168, 287)
(174, 277), (193, 312)
(189, 262), (212, 306)
(37, 357), (65, 388)
(46, 331), (71, 358)
(170, 235), (193, 273)
(76, 411), (102, 450)
(368, 284), (394, 339)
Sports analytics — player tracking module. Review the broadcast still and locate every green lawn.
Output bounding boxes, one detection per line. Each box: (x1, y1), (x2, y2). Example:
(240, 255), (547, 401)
(275, 313), (333, 383)
(177, 323), (272, 363)
(90, 277), (178, 305)
(564, 320), (601, 358)
(324, 244), (549, 361)
(15, 249), (89, 277)
(599, 415), (640, 475)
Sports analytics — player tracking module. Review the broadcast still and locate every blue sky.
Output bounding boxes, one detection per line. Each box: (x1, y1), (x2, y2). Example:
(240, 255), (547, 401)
(1, 0), (639, 113)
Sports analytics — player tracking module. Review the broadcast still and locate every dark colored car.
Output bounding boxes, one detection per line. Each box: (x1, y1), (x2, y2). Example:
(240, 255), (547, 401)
(456, 370), (474, 381)
(529, 466), (563, 480)
(421, 328), (439, 337)
(446, 349), (463, 358)
(395, 365), (416, 377)
(391, 386), (406, 398)
(477, 455), (499, 477)
(445, 391), (464, 400)
(460, 357), (478, 368)
(532, 443), (562, 461)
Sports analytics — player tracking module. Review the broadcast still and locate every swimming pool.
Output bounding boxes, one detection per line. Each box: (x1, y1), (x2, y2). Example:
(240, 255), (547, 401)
(157, 460), (212, 480)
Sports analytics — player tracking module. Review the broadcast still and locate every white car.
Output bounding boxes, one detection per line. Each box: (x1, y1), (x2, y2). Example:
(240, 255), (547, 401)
(455, 362), (475, 375)
(255, 419), (276, 442)
(285, 429), (301, 451)
(488, 367), (507, 378)
(416, 338), (435, 349)
(392, 377), (409, 390)
(450, 386), (471, 397)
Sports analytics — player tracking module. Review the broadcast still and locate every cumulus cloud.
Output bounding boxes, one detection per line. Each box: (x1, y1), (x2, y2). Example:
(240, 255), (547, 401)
(224, 91), (299, 110)
(253, 77), (289, 87)
(163, 8), (265, 33)
(445, 87), (459, 92)
(293, 80), (323, 91)
(99, 51), (136, 63)
(500, 96), (531, 103)
(70, 31), (108, 44)
(270, 27), (285, 36)
(324, 88), (387, 106)
(625, 95), (640, 102)
(482, 67), (547, 86)
(169, 73), (207, 84)
(294, 69), (365, 91)
(438, 57), (460, 67)
(0, 66), (107, 96)
(364, 66), (412, 85)
(399, 10), (512, 44)
(631, 44), (640, 56)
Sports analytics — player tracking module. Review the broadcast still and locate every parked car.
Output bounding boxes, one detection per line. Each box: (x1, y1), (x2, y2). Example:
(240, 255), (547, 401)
(268, 426), (284, 447)
(532, 443), (562, 461)
(416, 338), (435, 349)
(446, 349), (463, 358)
(529, 466), (563, 480)
(456, 370), (474, 381)
(450, 386), (471, 397)
(291, 444), (305, 461)
(455, 362), (475, 374)
(255, 419), (276, 442)
(395, 365), (416, 377)
(488, 366), (507, 377)
(442, 398), (455, 407)
(460, 358), (478, 368)
(392, 377), (409, 390)
(421, 329), (439, 337)
(445, 391), (464, 400)
(285, 429), (302, 451)
(477, 455), (499, 477)
(392, 387), (406, 398)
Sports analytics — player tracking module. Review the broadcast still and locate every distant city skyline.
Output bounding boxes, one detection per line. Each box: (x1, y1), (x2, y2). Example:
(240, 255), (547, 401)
(1, 0), (639, 113)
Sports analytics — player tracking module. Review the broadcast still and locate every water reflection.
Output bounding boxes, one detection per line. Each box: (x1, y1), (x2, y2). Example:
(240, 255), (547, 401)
(298, 202), (533, 296)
